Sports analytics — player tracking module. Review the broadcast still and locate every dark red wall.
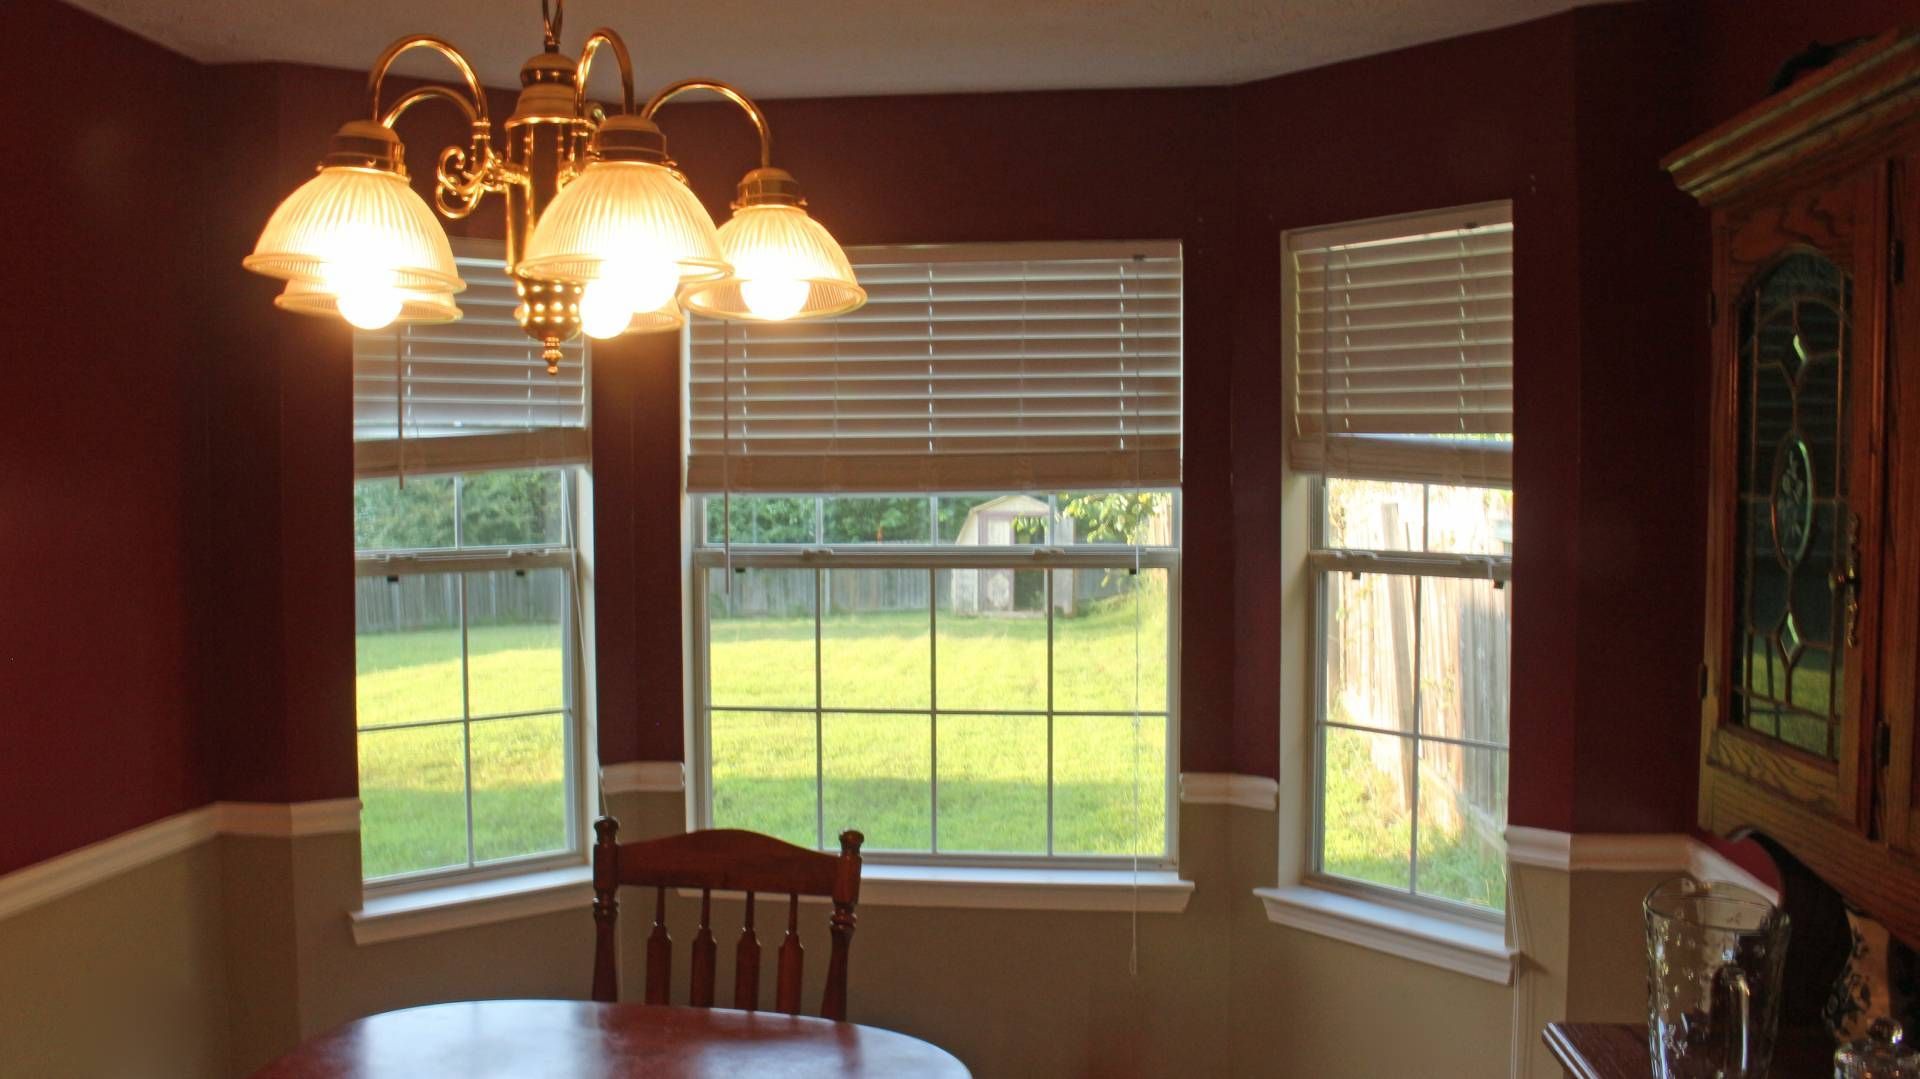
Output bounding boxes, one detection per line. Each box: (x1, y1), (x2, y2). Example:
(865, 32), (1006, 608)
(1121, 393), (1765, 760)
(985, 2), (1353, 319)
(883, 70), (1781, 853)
(9, 0), (1915, 876)
(0, 0), (212, 873)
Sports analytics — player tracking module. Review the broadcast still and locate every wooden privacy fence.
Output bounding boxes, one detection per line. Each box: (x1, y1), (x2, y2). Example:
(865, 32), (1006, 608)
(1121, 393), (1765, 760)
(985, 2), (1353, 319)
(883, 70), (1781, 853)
(708, 566), (1132, 619)
(356, 570), (566, 634)
(1326, 569), (1510, 847)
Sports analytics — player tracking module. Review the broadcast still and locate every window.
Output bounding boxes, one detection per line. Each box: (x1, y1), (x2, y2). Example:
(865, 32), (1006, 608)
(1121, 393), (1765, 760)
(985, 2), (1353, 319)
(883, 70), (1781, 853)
(1287, 204), (1514, 915)
(693, 492), (1177, 861)
(351, 240), (592, 885)
(686, 241), (1183, 865)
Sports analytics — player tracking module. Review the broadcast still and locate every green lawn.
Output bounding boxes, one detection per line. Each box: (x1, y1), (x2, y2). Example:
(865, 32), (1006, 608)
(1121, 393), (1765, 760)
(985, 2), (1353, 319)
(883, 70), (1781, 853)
(356, 624), (569, 879)
(355, 583), (1500, 907)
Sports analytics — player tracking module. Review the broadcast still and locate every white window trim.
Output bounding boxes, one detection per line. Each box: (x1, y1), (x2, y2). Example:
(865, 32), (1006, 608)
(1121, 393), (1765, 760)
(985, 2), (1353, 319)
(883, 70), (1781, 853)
(353, 467), (598, 895)
(685, 496), (1183, 872)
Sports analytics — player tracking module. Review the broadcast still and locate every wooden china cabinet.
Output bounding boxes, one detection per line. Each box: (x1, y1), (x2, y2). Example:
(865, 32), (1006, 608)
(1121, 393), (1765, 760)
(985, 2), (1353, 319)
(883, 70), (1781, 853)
(1666, 28), (1920, 949)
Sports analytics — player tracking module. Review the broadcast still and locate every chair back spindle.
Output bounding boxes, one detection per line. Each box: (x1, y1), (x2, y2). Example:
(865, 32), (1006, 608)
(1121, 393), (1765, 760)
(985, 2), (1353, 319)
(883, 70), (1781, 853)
(644, 887), (671, 1006)
(590, 820), (864, 1021)
(690, 890), (717, 1007)
(777, 893), (804, 1014)
(734, 893), (761, 1010)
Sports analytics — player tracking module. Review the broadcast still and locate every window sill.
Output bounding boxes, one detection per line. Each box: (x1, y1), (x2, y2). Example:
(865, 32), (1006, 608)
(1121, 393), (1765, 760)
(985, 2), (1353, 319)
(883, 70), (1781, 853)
(1253, 885), (1513, 984)
(683, 865), (1194, 913)
(350, 865), (592, 946)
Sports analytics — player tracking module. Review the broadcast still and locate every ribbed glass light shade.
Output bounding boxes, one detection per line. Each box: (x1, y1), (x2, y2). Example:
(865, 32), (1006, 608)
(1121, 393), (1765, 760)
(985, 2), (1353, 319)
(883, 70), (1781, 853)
(679, 204), (866, 321)
(244, 166), (463, 293)
(275, 278), (462, 325)
(518, 161), (729, 284)
(623, 302), (685, 335)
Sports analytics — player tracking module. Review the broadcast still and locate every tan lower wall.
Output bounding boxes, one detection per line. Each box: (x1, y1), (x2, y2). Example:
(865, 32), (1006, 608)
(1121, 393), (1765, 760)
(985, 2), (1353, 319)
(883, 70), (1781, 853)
(0, 796), (1677, 1078)
(0, 842), (230, 1079)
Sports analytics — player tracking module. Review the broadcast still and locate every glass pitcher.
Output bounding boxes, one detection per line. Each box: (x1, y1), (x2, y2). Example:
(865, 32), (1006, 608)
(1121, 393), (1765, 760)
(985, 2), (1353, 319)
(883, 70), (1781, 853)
(1644, 877), (1792, 1079)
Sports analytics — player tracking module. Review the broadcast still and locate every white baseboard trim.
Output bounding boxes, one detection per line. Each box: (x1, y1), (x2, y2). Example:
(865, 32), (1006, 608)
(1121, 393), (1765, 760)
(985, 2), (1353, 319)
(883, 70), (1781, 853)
(601, 760), (686, 795)
(1178, 772), (1279, 810)
(1502, 828), (1777, 901)
(0, 798), (362, 921)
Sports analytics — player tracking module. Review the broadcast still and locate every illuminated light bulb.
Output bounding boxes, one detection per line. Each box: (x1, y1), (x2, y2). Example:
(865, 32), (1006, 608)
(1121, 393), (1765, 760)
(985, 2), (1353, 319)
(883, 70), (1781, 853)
(336, 285), (403, 330)
(581, 259), (679, 339)
(580, 278), (637, 340)
(321, 258), (403, 331)
(739, 277), (811, 321)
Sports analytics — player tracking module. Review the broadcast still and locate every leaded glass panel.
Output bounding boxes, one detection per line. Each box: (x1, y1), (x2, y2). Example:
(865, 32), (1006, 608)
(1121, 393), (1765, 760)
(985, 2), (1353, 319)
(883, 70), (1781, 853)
(1731, 253), (1851, 760)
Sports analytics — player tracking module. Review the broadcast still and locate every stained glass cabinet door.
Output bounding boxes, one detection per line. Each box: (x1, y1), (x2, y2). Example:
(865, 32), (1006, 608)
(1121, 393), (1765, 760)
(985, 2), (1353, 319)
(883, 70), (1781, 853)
(1703, 166), (1887, 834)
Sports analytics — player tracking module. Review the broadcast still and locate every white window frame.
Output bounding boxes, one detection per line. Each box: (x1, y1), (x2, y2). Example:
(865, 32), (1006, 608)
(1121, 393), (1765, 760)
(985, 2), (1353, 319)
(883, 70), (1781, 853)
(686, 492), (1182, 870)
(1303, 477), (1511, 923)
(352, 467), (596, 893)
(1260, 205), (1517, 982)
(348, 236), (597, 894)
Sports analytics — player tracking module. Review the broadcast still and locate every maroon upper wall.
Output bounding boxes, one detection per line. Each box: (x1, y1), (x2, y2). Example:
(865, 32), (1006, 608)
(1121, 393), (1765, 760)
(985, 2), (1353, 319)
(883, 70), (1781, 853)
(10, 0), (1916, 874)
(0, 0), (212, 872)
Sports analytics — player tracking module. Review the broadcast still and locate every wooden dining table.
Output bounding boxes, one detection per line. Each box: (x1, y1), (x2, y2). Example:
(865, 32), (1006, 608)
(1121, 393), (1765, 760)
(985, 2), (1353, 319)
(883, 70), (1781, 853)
(252, 999), (970, 1078)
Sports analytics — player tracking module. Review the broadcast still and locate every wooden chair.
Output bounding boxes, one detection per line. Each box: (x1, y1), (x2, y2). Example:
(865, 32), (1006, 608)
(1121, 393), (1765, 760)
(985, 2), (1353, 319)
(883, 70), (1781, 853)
(591, 818), (865, 1020)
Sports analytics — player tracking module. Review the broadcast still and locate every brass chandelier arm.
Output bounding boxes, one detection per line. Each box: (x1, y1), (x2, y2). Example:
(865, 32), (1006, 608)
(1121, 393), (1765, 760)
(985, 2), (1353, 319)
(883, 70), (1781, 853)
(366, 35), (491, 127)
(574, 29), (636, 117)
(381, 84), (478, 128)
(643, 79), (773, 170)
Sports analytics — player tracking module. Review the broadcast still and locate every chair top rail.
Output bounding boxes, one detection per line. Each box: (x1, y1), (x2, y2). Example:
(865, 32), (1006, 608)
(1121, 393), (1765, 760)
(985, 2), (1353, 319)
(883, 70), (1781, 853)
(601, 828), (860, 901)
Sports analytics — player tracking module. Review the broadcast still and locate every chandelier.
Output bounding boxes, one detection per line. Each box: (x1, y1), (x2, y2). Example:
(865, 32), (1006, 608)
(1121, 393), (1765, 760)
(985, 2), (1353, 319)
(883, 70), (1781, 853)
(243, 0), (865, 373)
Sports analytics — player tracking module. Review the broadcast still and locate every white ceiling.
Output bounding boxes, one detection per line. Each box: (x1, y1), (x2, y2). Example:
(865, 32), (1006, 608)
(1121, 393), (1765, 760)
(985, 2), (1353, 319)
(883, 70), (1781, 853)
(70, 0), (1584, 99)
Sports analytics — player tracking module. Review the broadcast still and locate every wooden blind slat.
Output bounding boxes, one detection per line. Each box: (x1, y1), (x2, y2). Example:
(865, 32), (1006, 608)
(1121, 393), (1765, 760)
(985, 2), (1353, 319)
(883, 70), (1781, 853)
(1287, 204), (1514, 486)
(687, 241), (1183, 492)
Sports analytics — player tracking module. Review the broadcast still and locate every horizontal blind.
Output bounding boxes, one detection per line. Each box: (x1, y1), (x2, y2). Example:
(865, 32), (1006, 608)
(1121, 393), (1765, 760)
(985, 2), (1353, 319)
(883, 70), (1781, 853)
(1288, 202), (1513, 486)
(353, 243), (588, 479)
(686, 240), (1182, 493)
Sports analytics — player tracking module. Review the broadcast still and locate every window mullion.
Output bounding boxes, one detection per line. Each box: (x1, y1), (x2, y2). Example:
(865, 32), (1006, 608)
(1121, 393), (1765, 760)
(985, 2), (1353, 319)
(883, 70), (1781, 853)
(928, 567), (939, 854)
(1408, 574), (1423, 898)
(1046, 568), (1056, 856)
(459, 573), (477, 871)
(814, 567), (825, 852)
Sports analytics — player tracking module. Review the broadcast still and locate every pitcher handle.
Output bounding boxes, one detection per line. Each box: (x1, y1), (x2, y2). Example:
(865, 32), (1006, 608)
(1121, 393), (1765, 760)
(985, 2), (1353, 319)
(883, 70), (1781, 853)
(1712, 964), (1753, 1076)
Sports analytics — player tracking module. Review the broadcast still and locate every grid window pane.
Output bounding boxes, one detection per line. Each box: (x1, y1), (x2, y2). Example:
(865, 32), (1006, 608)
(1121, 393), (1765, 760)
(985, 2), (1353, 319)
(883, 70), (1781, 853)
(936, 715), (1047, 854)
(1424, 484), (1514, 556)
(1053, 569), (1168, 712)
(1320, 726), (1413, 891)
(822, 570), (930, 710)
(1415, 741), (1508, 910)
(704, 495), (818, 545)
(355, 475), (455, 552)
(1053, 714), (1167, 856)
(465, 569), (566, 717)
(458, 469), (566, 547)
(701, 495), (1177, 863)
(823, 712), (931, 852)
(1324, 479), (1424, 551)
(1322, 571), (1416, 735)
(708, 568), (816, 708)
(823, 496), (933, 544)
(471, 713), (569, 863)
(935, 569), (1047, 711)
(358, 723), (468, 879)
(355, 575), (464, 728)
(1417, 576), (1510, 744)
(710, 711), (817, 848)
(1057, 491), (1174, 546)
